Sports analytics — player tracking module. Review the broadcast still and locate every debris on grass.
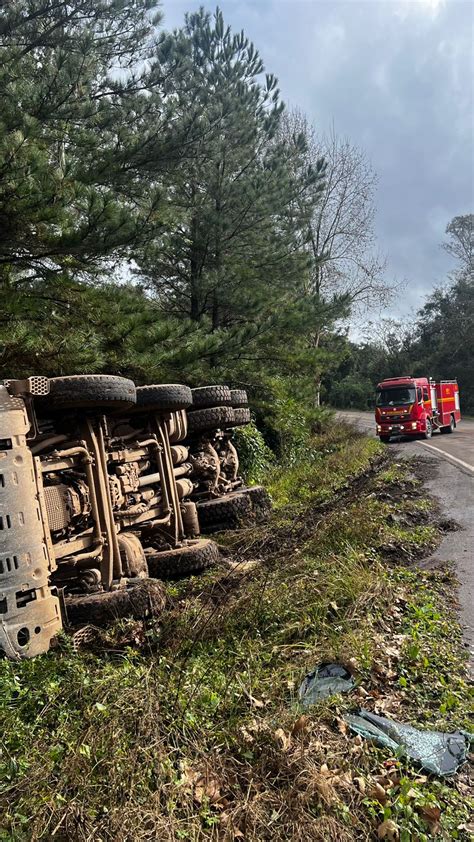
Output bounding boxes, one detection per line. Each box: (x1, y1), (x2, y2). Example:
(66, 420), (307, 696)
(299, 662), (356, 706)
(345, 708), (472, 776)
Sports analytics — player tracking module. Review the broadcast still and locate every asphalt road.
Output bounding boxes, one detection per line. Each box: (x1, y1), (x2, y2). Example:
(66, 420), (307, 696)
(338, 410), (474, 669)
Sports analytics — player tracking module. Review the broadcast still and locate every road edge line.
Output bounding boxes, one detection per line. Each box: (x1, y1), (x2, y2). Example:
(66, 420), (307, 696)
(417, 440), (474, 474)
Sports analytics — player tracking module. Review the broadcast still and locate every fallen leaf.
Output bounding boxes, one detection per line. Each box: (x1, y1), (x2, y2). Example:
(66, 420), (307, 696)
(368, 782), (389, 804)
(354, 776), (366, 794)
(291, 715), (310, 736)
(274, 728), (291, 751)
(418, 805), (441, 833)
(377, 819), (399, 840)
(310, 771), (338, 805)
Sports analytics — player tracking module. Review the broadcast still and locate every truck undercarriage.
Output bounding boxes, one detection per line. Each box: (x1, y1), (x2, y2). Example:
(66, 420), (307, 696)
(0, 376), (271, 659)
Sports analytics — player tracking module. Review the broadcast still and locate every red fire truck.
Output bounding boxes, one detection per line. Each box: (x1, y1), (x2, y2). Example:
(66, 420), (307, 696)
(375, 376), (461, 443)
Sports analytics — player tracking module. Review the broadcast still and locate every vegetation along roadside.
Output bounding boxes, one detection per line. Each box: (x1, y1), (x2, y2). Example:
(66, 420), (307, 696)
(0, 422), (472, 842)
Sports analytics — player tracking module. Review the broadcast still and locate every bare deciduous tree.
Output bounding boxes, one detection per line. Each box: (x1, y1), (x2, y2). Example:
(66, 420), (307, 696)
(282, 110), (397, 403)
(442, 214), (473, 276)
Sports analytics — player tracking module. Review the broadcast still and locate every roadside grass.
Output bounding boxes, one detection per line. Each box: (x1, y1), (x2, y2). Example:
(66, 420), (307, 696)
(266, 422), (382, 510)
(0, 431), (472, 841)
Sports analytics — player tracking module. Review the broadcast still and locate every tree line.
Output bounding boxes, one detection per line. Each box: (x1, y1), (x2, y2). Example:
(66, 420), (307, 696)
(325, 215), (474, 413)
(1, 2), (472, 417)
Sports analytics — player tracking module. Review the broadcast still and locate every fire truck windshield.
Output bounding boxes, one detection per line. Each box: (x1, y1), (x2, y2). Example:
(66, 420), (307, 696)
(376, 387), (416, 407)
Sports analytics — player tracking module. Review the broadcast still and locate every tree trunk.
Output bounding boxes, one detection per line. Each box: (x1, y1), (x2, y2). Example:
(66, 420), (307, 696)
(189, 197), (200, 321)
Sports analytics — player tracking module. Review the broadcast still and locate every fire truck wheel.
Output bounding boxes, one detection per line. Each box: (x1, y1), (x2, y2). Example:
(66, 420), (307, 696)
(187, 405), (235, 433)
(37, 375), (137, 411)
(146, 538), (220, 578)
(230, 389), (248, 408)
(440, 414), (455, 434)
(197, 492), (253, 533)
(135, 383), (193, 412)
(423, 419), (433, 439)
(65, 579), (166, 626)
(191, 385), (233, 408)
(379, 436), (391, 444)
(244, 485), (272, 520)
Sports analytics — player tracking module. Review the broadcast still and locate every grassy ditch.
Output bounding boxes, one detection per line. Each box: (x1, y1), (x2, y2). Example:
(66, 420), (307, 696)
(0, 426), (472, 841)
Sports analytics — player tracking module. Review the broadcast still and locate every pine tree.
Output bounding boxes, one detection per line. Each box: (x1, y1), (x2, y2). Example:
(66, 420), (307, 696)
(136, 8), (325, 385)
(0, 1), (206, 376)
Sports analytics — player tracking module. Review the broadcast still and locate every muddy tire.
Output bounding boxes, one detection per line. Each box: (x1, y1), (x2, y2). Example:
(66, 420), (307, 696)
(191, 385), (232, 409)
(118, 533), (149, 578)
(187, 405), (235, 434)
(65, 579), (166, 626)
(230, 389), (248, 408)
(146, 538), (220, 578)
(38, 375), (136, 411)
(244, 485), (272, 520)
(197, 492), (253, 533)
(227, 407), (251, 427)
(135, 383), (192, 412)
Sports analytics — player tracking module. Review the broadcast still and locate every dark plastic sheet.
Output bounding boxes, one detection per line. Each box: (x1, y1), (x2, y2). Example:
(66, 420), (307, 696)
(299, 663), (355, 707)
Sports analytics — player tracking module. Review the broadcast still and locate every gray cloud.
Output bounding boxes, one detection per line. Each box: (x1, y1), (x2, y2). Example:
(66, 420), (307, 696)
(162, 0), (474, 318)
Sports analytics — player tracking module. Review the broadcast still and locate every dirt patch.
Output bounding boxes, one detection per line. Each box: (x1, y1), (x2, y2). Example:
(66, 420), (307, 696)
(409, 454), (440, 482)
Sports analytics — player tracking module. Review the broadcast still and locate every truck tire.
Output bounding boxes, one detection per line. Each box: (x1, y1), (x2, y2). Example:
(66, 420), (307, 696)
(227, 407), (251, 427)
(197, 492), (253, 533)
(135, 384), (192, 412)
(423, 418), (432, 440)
(187, 405), (235, 434)
(38, 375), (136, 411)
(146, 538), (220, 578)
(440, 415), (455, 434)
(118, 533), (149, 578)
(379, 436), (391, 444)
(244, 485), (272, 520)
(65, 579), (166, 626)
(230, 389), (248, 408)
(191, 385), (232, 409)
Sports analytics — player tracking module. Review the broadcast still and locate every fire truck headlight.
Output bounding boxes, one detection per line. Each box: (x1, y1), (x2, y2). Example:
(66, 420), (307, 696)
(411, 422), (417, 430)
(376, 425), (381, 432)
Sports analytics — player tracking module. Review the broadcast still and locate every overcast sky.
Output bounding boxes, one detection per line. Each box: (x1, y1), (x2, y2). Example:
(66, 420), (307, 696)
(161, 0), (473, 322)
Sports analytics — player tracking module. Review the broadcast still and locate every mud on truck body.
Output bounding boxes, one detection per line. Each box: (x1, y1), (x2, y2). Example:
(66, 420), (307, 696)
(185, 385), (271, 532)
(375, 376), (461, 443)
(0, 376), (219, 659)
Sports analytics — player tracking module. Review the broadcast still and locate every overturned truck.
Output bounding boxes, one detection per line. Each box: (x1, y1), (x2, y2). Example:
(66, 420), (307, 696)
(0, 376), (270, 659)
(0, 376), (219, 658)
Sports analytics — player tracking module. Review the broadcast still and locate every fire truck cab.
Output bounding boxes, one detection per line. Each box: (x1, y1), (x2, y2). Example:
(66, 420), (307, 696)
(375, 376), (461, 443)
